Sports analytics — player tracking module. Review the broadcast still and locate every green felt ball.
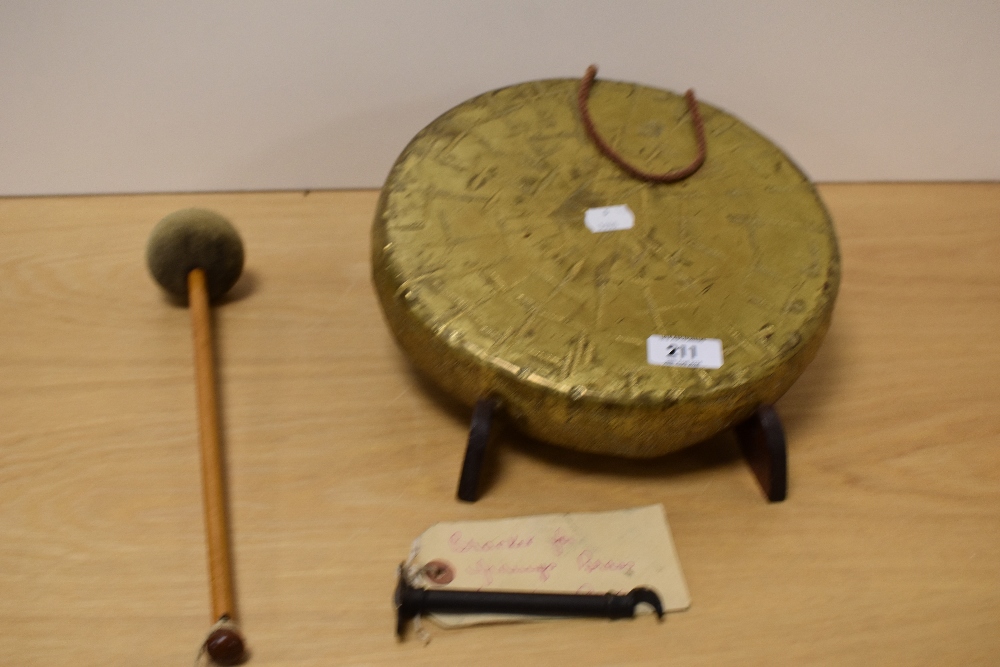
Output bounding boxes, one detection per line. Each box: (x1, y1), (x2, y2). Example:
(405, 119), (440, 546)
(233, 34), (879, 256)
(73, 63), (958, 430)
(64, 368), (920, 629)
(146, 208), (244, 301)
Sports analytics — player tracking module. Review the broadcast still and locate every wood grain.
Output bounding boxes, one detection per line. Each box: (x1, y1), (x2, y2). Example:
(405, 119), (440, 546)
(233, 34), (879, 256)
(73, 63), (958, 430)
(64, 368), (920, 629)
(0, 185), (997, 666)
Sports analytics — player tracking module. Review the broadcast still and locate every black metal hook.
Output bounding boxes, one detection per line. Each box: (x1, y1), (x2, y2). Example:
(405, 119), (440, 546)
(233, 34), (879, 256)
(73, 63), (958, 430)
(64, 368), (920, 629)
(395, 566), (663, 639)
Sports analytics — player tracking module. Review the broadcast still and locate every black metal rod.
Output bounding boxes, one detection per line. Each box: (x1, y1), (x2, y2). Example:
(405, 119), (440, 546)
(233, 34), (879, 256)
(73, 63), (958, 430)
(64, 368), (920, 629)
(395, 568), (663, 638)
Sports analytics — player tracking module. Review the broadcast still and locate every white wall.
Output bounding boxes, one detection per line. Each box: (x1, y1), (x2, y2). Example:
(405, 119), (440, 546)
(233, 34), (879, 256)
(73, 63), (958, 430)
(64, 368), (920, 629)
(1, 1), (998, 196)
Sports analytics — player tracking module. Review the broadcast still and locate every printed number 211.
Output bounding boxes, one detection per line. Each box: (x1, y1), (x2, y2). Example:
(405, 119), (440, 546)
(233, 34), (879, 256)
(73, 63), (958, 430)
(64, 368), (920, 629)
(666, 344), (698, 359)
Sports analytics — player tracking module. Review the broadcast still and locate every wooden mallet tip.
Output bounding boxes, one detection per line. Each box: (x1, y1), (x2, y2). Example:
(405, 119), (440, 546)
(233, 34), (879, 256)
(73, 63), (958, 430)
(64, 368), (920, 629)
(204, 625), (246, 665)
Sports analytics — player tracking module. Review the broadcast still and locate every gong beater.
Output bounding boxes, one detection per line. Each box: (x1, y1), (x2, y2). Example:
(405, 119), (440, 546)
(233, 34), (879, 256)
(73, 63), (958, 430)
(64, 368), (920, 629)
(147, 209), (248, 665)
(372, 73), (839, 501)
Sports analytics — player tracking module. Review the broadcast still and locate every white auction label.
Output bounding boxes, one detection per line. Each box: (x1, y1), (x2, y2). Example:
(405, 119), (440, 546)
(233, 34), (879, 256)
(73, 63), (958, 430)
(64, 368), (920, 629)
(585, 204), (634, 233)
(647, 335), (724, 369)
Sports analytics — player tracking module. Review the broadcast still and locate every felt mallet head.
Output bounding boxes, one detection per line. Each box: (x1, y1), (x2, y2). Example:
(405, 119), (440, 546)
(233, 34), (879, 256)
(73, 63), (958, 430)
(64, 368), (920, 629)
(146, 208), (244, 302)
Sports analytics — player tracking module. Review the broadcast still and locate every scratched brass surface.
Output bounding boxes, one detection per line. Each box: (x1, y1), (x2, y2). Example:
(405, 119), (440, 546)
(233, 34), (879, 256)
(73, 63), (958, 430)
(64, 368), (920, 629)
(372, 78), (840, 457)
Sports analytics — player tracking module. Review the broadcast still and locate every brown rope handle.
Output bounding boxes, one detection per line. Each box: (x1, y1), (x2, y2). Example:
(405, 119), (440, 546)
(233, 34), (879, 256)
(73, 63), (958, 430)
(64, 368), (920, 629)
(577, 64), (707, 183)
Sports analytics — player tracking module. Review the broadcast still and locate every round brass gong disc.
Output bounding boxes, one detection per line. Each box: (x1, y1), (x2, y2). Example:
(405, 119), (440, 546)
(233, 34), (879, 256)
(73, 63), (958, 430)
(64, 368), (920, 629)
(372, 77), (840, 458)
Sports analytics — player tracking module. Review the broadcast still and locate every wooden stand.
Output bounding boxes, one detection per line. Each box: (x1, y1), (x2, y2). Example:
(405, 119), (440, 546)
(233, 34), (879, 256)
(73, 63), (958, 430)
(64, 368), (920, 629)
(734, 404), (787, 502)
(456, 400), (788, 503)
(456, 398), (500, 502)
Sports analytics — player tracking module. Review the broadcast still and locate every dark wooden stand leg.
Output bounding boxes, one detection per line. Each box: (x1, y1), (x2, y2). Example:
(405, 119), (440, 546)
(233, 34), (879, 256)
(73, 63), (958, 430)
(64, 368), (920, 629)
(734, 404), (787, 502)
(457, 398), (499, 502)
(456, 399), (786, 503)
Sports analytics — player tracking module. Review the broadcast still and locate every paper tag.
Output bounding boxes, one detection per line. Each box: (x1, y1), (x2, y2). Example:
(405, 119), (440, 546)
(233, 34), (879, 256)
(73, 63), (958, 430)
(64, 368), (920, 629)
(647, 335), (724, 369)
(405, 505), (690, 627)
(585, 204), (634, 233)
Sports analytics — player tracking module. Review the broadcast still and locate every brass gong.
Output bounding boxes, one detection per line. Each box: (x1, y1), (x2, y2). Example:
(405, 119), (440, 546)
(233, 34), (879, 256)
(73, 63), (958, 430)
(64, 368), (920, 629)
(372, 76), (839, 458)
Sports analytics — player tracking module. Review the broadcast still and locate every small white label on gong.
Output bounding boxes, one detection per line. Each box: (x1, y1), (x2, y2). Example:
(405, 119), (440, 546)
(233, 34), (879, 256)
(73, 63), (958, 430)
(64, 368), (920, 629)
(647, 335), (724, 369)
(585, 204), (634, 233)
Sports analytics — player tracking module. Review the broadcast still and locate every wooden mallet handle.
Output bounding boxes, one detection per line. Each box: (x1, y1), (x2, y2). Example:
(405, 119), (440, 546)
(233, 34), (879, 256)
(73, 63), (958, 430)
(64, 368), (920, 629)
(189, 268), (245, 665)
(189, 267), (236, 622)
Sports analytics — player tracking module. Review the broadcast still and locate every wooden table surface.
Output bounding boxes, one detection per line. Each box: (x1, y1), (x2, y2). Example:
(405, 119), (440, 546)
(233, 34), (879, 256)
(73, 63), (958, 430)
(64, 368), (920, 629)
(0, 184), (997, 666)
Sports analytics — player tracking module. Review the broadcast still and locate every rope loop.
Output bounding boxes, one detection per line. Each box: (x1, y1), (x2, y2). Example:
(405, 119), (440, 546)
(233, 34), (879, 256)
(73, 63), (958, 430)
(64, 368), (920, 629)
(577, 64), (707, 183)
